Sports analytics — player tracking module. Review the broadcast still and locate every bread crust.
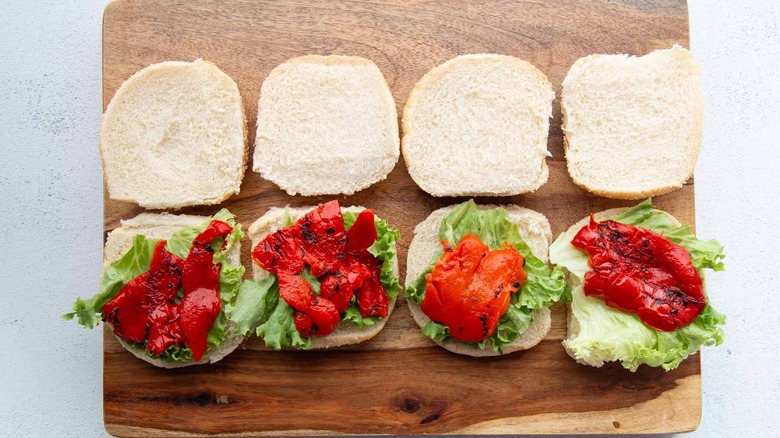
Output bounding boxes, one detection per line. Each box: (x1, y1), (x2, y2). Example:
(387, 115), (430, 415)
(401, 54), (554, 197)
(102, 213), (244, 368)
(561, 45), (703, 199)
(246, 206), (400, 349)
(100, 59), (247, 209)
(404, 204), (554, 356)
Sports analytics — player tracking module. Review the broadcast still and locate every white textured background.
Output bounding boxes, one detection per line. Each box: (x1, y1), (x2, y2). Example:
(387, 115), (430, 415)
(1, 1), (778, 436)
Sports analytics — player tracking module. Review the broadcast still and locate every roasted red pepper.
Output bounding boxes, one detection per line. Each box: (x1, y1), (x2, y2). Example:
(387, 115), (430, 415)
(103, 241), (183, 344)
(102, 220), (232, 360)
(278, 273), (340, 336)
(421, 234), (527, 342)
(178, 220), (232, 360)
(320, 265), (372, 313)
(299, 200), (347, 277)
(146, 302), (185, 356)
(346, 209), (377, 252)
(346, 210), (388, 318)
(252, 226), (305, 274)
(571, 217), (705, 331)
(251, 201), (389, 337)
(355, 275), (389, 318)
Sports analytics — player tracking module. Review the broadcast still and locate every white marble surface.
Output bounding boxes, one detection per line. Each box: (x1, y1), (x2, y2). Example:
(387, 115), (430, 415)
(1, 0), (778, 436)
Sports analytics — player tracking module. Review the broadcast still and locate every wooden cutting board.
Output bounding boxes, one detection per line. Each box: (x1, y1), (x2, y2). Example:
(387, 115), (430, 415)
(102, 0), (701, 435)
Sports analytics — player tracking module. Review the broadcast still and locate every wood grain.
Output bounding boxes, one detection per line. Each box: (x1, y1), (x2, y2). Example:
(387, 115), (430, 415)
(102, 0), (699, 435)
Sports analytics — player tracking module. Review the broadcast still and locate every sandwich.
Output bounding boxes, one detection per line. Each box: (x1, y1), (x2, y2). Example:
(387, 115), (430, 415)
(65, 210), (245, 368)
(404, 200), (568, 356)
(561, 45), (703, 199)
(549, 199), (726, 371)
(402, 54), (554, 197)
(226, 200), (401, 349)
(100, 59), (247, 209)
(253, 55), (399, 196)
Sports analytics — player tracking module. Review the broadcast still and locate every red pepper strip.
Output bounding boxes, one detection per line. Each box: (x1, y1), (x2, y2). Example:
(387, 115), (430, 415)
(179, 288), (222, 360)
(179, 220), (233, 360)
(423, 236), (485, 313)
(421, 234), (526, 342)
(355, 274), (389, 318)
(299, 200), (347, 277)
(320, 265), (373, 313)
(294, 312), (316, 337)
(102, 279), (151, 343)
(252, 201), (346, 277)
(253, 226), (305, 275)
(344, 209), (390, 317)
(346, 209), (378, 252)
(344, 247), (389, 318)
(146, 242), (184, 303)
(460, 244), (526, 339)
(181, 220), (231, 293)
(278, 273), (340, 336)
(102, 241), (183, 344)
(571, 217), (706, 331)
(144, 241), (188, 356)
(146, 302), (185, 356)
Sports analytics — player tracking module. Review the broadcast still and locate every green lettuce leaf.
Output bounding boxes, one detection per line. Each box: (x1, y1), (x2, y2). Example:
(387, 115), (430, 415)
(225, 277), (279, 337)
(218, 263), (245, 304)
(548, 231), (591, 279)
(342, 211), (359, 229)
(227, 277), (313, 350)
(342, 304), (378, 328)
(64, 234), (158, 328)
(299, 267), (321, 296)
(406, 200), (568, 352)
(564, 282), (725, 371)
(491, 304), (535, 346)
(256, 298), (312, 350)
(550, 199), (726, 371)
(421, 321), (449, 342)
(124, 340), (194, 362)
(367, 217), (402, 299)
(65, 209), (245, 363)
(282, 208), (295, 227)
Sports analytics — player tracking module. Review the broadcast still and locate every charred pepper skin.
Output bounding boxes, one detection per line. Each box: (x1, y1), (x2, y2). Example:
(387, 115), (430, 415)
(346, 212), (388, 318)
(102, 220), (233, 360)
(251, 201), (390, 337)
(278, 273), (340, 336)
(320, 265), (372, 313)
(571, 217), (706, 331)
(178, 220), (232, 360)
(300, 200), (347, 277)
(421, 234), (527, 343)
(103, 240), (184, 345)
